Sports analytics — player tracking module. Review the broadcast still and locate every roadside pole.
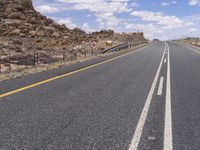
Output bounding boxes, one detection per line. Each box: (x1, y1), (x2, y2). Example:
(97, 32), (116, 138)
(91, 40), (97, 56)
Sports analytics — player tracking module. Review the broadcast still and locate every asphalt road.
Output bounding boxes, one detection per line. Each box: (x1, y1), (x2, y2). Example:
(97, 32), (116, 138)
(0, 41), (199, 150)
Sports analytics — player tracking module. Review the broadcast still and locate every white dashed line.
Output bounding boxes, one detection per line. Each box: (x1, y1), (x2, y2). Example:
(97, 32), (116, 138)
(157, 76), (164, 96)
(128, 43), (166, 150)
(164, 58), (166, 64)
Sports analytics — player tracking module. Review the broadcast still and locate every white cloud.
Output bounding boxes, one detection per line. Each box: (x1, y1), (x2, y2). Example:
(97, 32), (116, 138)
(130, 1), (140, 7)
(126, 10), (199, 40)
(190, 28), (197, 32)
(81, 23), (95, 32)
(86, 14), (92, 18)
(161, 1), (177, 6)
(124, 22), (164, 39)
(33, 0), (200, 40)
(56, 0), (134, 28)
(96, 12), (120, 29)
(36, 5), (60, 13)
(131, 10), (183, 29)
(56, 0), (132, 14)
(188, 0), (200, 6)
(57, 18), (77, 29)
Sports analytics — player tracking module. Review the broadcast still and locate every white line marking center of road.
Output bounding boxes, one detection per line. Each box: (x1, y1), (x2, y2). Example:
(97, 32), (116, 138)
(164, 58), (167, 64)
(157, 76), (164, 96)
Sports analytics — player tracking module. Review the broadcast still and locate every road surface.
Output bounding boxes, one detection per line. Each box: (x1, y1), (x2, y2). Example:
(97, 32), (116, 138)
(0, 41), (200, 150)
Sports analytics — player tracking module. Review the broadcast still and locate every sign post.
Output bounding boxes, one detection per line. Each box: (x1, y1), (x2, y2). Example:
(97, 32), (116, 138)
(90, 40), (97, 56)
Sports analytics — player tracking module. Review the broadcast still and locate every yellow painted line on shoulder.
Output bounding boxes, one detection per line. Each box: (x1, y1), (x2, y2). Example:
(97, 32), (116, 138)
(0, 43), (153, 98)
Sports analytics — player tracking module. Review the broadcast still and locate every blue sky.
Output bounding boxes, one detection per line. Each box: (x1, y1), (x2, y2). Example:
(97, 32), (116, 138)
(33, 0), (200, 40)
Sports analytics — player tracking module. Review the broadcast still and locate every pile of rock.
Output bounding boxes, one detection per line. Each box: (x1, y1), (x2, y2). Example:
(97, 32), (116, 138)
(0, 0), (147, 70)
(0, 0), (146, 49)
(0, 0), (86, 39)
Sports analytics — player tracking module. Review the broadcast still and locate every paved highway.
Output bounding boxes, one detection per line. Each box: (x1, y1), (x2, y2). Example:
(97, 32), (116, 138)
(0, 41), (200, 150)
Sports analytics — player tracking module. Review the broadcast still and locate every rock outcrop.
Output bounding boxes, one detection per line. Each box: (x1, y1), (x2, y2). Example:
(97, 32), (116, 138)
(0, 0), (147, 71)
(0, 0), (85, 38)
(17, 0), (34, 9)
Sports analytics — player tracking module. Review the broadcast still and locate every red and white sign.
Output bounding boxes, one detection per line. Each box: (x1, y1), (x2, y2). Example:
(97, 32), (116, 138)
(91, 40), (97, 50)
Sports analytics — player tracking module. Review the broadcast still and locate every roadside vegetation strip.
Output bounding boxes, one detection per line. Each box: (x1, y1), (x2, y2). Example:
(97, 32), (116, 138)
(164, 42), (173, 150)
(128, 42), (165, 150)
(0, 43), (154, 99)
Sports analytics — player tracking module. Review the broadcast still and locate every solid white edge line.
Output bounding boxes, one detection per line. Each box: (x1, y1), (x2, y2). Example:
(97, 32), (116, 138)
(164, 42), (173, 150)
(172, 41), (200, 54)
(185, 46), (200, 54)
(128, 42), (166, 150)
(157, 76), (164, 96)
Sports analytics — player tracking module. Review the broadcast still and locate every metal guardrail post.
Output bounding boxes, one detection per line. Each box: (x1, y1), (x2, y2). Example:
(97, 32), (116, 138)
(0, 56), (1, 74)
(26, 55), (29, 66)
(8, 54), (11, 72)
(84, 50), (87, 58)
(36, 53), (39, 65)
(34, 53), (38, 66)
(33, 53), (36, 66)
(63, 52), (65, 61)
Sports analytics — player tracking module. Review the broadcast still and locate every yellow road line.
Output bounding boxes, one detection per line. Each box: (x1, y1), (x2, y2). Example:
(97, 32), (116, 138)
(0, 43), (153, 98)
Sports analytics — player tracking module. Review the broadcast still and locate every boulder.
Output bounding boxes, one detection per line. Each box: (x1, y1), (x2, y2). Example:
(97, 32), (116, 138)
(0, 0), (6, 4)
(2, 19), (22, 25)
(12, 29), (21, 35)
(5, 6), (13, 13)
(43, 26), (55, 31)
(7, 12), (22, 19)
(13, 4), (24, 11)
(29, 17), (37, 24)
(16, 0), (34, 10)
(72, 28), (86, 35)
(51, 21), (60, 28)
(19, 33), (25, 37)
(29, 30), (36, 37)
(36, 26), (43, 32)
(106, 40), (113, 46)
(36, 30), (46, 37)
(0, 13), (6, 19)
(52, 32), (61, 38)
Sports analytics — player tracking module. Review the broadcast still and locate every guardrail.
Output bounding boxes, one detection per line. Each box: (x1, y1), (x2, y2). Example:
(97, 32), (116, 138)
(102, 41), (148, 53)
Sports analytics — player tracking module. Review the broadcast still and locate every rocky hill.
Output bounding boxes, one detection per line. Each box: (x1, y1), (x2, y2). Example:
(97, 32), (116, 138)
(0, 0), (87, 38)
(0, 0), (147, 72)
